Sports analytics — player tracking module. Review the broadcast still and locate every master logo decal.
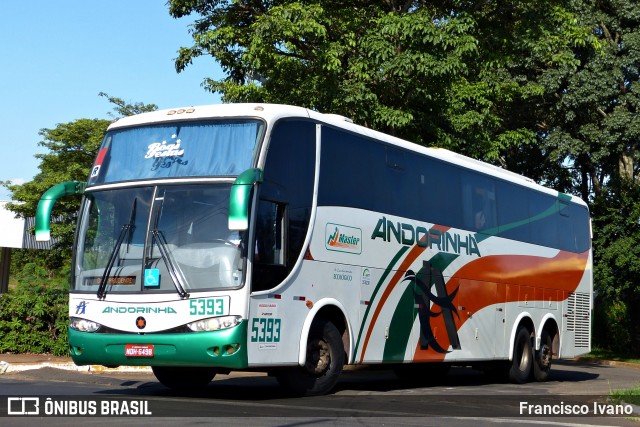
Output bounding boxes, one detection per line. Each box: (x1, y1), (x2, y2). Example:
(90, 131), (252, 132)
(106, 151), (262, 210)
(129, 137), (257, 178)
(326, 223), (362, 254)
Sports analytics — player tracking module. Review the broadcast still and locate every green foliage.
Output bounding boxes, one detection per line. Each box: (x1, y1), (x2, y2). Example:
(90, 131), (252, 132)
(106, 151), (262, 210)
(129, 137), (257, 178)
(3, 118), (110, 271)
(537, 0), (640, 201)
(584, 347), (640, 364)
(0, 266), (69, 355)
(592, 183), (640, 300)
(169, 0), (594, 161)
(1, 94), (158, 273)
(591, 180), (640, 355)
(98, 92), (158, 118)
(594, 298), (633, 354)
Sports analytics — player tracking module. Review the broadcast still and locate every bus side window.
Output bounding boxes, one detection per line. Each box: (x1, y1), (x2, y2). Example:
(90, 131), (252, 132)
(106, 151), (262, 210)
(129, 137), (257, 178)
(496, 180), (530, 242)
(528, 192), (558, 249)
(254, 200), (286, 266)
(557, 201), (590, 253)
(461, 172), (497, 232)
(251, 119), (315, 293)
(252, 200), (288, 292)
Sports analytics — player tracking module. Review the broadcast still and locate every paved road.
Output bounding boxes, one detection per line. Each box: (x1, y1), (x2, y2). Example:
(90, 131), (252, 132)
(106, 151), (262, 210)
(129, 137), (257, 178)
(0, 359), (638, 426)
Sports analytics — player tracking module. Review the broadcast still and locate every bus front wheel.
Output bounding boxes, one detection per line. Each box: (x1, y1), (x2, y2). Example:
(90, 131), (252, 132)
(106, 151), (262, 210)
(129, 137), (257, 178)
(276, 318), (344, 396)
(152, 366), (217, 390)
(509, 326), (533, 384)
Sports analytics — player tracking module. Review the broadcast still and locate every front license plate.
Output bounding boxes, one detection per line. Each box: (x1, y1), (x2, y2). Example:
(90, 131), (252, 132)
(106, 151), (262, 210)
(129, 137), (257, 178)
(125, 344), (154, 357)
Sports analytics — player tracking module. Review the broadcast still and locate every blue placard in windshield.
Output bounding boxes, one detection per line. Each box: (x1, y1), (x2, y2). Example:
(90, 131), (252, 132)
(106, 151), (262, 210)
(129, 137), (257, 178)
(144, 269), (160, 287)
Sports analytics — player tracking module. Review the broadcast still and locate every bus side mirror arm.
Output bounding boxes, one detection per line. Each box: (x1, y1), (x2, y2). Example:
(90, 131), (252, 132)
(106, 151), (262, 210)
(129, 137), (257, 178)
(35, 181), (86, 241)
(228, 168), (263, 231)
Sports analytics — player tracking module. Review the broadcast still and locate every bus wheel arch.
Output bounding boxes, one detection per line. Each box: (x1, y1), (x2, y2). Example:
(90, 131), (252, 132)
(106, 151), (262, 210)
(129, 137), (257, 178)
(277, 306), (347, 396)
(298, 301), (351, 366)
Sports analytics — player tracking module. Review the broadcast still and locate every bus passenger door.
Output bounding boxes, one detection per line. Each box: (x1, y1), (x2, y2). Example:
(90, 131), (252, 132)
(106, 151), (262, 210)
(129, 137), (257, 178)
(252, 199), (288, 292)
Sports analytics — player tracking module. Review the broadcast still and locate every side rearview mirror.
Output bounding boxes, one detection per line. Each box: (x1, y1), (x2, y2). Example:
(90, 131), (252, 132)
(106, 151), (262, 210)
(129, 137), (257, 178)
(35, 181), (86, 241)
(228, 168), (263, 231)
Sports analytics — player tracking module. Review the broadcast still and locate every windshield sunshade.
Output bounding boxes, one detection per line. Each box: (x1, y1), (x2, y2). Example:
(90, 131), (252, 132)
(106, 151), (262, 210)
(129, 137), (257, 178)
(89, 120), (263, 185)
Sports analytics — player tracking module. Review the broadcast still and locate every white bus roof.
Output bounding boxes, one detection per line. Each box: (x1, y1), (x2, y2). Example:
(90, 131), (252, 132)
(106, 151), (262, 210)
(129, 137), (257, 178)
(108, 103), (586, 207)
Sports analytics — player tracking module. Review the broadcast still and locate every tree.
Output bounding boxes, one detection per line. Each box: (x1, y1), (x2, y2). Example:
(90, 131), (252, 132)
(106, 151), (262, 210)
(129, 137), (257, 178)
(169, 0), (594, 162)
(520, 0), (640, 354)
(5, 118), (110, 271)
(537, 0), (640, 201)
(98, 92), (158, 118)
(591, 179), (640, 353)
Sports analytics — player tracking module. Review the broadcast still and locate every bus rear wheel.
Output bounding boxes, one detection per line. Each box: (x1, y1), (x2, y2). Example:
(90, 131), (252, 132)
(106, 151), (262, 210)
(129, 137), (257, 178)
(276, 318), (344, 396)
(509, 326), (533, 384)
(152, 366), (217, 391)
(532, 329), (553, 381)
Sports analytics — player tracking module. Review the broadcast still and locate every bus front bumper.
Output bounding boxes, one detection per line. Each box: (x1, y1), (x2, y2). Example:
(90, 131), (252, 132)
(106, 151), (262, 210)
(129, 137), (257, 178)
(68, 322), (248, 369)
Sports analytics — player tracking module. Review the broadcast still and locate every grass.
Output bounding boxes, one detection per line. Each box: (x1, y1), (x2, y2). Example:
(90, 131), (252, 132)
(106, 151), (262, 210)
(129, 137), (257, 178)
(581, 347), (640, 364)
(584, 348), (640, 407)
(610, 386), (640, 406)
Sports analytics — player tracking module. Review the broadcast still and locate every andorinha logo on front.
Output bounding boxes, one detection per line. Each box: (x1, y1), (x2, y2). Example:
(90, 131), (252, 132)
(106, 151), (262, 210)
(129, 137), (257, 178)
(326, 223), (362, 254)
(102, 306), (177, 314)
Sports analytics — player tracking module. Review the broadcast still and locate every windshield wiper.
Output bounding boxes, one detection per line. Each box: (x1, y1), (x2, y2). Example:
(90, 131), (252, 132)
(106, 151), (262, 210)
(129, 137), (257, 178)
(151, 229), (190, 299)
(97, 199), (136, 299)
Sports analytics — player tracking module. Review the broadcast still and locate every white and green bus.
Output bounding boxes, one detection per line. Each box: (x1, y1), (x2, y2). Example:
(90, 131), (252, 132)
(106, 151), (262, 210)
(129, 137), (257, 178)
(36, 104), (592, 396)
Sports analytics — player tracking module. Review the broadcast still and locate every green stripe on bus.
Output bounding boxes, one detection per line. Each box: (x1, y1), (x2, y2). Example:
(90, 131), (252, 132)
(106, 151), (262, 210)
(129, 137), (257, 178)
(382, 252), (459, 362)
(475, 198), (569, 244)
(352, 246), (408, 361)
(382, 284), (415, 362)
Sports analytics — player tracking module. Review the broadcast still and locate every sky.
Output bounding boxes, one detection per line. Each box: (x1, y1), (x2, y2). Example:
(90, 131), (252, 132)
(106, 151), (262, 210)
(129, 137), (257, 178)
(0, 1), (223, 200)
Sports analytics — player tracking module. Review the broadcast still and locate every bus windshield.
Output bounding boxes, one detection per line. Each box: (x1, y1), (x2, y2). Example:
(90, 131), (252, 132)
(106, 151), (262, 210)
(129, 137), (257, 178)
(74, 184), (244, 294)
(88, 120), (263, 185)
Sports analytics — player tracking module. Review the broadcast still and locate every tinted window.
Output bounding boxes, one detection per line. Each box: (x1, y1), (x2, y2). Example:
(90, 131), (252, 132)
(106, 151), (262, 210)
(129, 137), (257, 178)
(528, 192), (559, 248)
(318, 126), (462, 228)
(461, 171), (497, 232)
(558, 202), (591, 252)
(317, 125), (590, 253)
(413, 155), (462, 228)
(252, 119), (316, 291)
(318, 126), (378, 210)
(496, 180), (530, 242)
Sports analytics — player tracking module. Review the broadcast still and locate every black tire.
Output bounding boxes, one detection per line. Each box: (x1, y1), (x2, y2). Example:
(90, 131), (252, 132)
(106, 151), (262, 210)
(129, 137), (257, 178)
(151, 366), (217, 390)
(532, 329), (553, 381)
(393, 363), (451, 383)
(509, 326), (533, 384)
(276, 318), (344, 396)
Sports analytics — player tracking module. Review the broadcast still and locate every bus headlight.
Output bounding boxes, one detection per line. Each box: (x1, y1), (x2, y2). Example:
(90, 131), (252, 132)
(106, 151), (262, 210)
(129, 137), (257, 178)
(187, 316), (242, 332)
(69, 317), (101, 332)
